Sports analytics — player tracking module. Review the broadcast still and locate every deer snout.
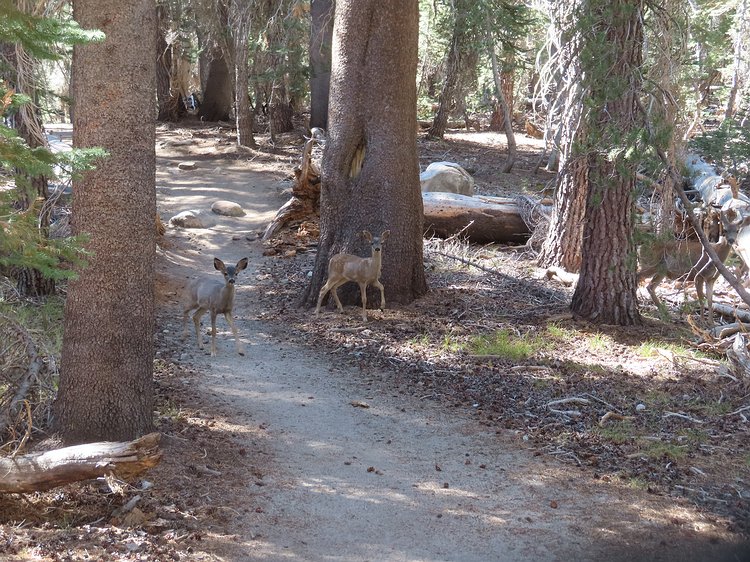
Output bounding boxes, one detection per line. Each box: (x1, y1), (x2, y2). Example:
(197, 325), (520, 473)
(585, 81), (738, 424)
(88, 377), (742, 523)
(228, 278), (236, 284)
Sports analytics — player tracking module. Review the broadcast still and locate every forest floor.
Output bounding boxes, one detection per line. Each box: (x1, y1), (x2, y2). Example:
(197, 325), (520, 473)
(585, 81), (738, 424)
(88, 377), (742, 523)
(1, 120), (750, 561)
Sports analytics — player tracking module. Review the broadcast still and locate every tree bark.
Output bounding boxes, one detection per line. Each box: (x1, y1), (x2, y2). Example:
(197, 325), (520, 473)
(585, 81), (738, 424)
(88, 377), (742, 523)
(310, 0), (334, 130)
(156, 4), (180, 122)
(536, 0), (588, 272)
(0, 433), (161, 493)
(200, 53), (233, 122)
(302, 0), (426, 309)
(231, 0), (256, 147)
(199, 1), (233, 125)
(488, 38), (516, 173)
(571, 0), (644, 326)
(427, 3), (468, 139)
(56, 0), (156, 444)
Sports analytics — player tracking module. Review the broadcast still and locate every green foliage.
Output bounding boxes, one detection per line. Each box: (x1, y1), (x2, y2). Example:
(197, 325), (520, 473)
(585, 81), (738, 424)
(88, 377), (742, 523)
(0, 4), (103, 284)
(690, 118), (750, 174)
(0, 0), (103, 60)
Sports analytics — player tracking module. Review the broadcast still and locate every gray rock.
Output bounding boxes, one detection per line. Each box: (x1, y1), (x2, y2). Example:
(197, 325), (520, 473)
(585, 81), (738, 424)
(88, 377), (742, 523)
(420, 161), (475, 196)
(170, 209), (205, 229)
(212, 200), (246, 217)
(178, 161), (197, 170)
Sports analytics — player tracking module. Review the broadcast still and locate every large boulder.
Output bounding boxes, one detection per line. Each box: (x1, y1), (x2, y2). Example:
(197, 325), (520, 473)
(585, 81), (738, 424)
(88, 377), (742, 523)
(170, 210), (205, 229)
(420, 162), (475, 196)
(211, 200), (246, 217)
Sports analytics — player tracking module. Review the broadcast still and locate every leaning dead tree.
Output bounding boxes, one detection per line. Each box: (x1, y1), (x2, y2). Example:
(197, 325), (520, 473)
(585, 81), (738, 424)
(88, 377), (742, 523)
(0, 433), (161, 493)
(263, 128), (324, 241)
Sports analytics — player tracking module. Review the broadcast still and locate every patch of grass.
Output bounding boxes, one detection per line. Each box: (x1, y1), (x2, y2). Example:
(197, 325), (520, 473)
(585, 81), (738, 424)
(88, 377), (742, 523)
(408, 333), (431, 347)
(678, 428), (709, 445)
(637, 439), (687, 460)
(545, 323), (576, 342)
(636, 339), (709, 360)
(643, 390), (672, 407)
(586, 332), (611, 352)
(625, 476), (650, 491)
(440, 334), (462, 353)
(468, 328), (547, 362)
(697, 400), (733, 416)
(594, 421), (635, 444)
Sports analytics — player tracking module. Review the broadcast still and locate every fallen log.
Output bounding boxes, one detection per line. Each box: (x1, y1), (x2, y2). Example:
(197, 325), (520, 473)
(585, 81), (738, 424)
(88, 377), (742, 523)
(0, 432), (161, 494)
(423, 192), (530, 243)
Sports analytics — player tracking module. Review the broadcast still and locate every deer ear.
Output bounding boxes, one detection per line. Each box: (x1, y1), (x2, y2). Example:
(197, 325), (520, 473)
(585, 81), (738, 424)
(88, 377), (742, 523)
(362, 230), (373, 241)
(381, 230), (391, 240)
(236, 257), (249, 271)
(214, 258), (226, 272)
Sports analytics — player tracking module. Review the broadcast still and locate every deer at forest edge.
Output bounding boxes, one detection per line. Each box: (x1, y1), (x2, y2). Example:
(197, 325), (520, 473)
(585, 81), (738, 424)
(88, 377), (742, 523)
(637, 203), (750, 322)
(315, 230), (390, 321)
(183, 257), (248, 356)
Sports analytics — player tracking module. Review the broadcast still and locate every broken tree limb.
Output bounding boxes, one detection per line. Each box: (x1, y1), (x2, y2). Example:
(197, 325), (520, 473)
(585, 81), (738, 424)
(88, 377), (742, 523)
(0, 432), (162, 494)
(726, 333), (750, 378)
(262, 130), (323, 241)
(422, 192), (530, 243)
(710, 303), (750, 323)
(0, 314), (44, 436)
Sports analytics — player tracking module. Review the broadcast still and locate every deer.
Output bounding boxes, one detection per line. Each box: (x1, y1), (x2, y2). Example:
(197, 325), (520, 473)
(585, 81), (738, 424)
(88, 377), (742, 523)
(183, 257), (248, 356)
(637, 201), (750, 323)
(315, 230), (390, 321)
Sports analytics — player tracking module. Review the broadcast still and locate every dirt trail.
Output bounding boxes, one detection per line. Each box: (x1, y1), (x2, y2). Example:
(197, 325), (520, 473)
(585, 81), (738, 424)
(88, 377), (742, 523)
(153, 126), (748, 561)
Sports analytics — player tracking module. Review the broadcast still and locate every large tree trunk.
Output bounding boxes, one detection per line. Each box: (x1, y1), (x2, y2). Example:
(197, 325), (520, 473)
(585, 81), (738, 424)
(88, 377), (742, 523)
(537, 154), (587, 271)
(156, 4), (180, 122)
(310, 0), (333, 130)
(488, 38), (516, 173)
(56, 0), (156, 444)
(536, 0), (587, 272)
(570, 0), (644, 326)
(231, 0), (256, 147)
(427, 3), (468, 139)
(489, 53), (514, 132)
(302, 0), (426, 309)
(269, 81), (294, 136)
(200, 53), (233, 122)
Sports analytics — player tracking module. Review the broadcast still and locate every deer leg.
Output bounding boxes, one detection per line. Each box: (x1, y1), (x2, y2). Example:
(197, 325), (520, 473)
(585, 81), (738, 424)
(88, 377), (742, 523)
(706, 278), (717, 325)
(315, 283), (331, 314)
(331, 283), (345, 312)
(373, 279), (385, 310)
(646, 274), (665, 308)
(192, 308), (207, 350)
(210, 311), (218, 356)
(225, 312), (244, 356)
(694, 278), (707, 321)
(359, 282), (368, 321)
(182, 306), (194, 341)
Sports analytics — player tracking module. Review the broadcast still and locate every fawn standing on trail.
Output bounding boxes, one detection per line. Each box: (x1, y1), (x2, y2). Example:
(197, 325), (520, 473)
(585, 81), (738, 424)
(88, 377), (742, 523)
(315, 230), (390, 321)
(183, 257), (249, 356)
